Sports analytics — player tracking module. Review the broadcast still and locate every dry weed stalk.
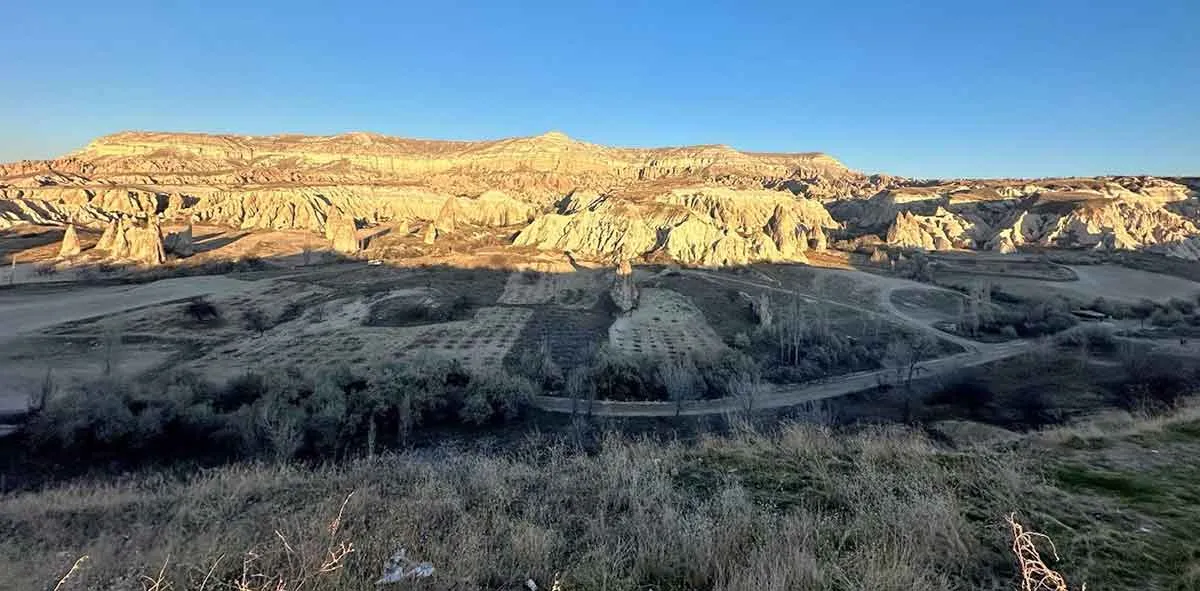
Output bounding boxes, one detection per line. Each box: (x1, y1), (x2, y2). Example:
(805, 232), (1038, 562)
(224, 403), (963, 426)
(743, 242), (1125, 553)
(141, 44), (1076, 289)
(1008, 513), (1084, 591)
(230, 491), (356, 591)
(53, 555), (88, 591)
(140, 553), (171, 590)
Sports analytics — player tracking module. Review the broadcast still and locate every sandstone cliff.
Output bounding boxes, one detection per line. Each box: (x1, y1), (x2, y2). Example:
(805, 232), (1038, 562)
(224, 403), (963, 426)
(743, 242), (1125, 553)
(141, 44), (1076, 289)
(2, 130), (1198, 265)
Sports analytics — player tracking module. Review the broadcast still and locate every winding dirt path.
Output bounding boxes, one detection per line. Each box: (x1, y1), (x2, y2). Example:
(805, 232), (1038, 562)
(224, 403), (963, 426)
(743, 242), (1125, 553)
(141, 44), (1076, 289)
(531, 268), (1036, 417)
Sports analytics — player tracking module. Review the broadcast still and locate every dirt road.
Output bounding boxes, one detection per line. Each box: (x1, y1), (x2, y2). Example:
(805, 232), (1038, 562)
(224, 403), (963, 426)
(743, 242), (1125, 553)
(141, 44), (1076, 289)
(532, 339), (1034, 417)
(0, 276), (261, 337)
(530, 268), (1034, 418)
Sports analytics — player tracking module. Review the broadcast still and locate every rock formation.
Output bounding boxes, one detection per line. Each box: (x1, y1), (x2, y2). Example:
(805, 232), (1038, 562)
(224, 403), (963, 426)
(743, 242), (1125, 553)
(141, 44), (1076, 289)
(96, 218), (119, 252)
(1, 129), (1198, 264)
(325, 208), (360, 254)
(164, 223), (195, 257)
(885, 208), (981, 251)
(126, 219), (166, 265)
(94, 216), (165, 264)
(434, 197), (460, 234)
(57, 224), (81, 258)
(422, 223), (437, 245)
(765, 204), (806, 260)
(610, 260), (639, 313)
(809, 224), (828, 251)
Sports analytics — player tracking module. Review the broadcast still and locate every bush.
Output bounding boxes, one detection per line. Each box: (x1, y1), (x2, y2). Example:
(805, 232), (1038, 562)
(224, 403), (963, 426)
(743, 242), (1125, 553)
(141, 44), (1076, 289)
(925, 374), (994, 420)
(1118, 353), (1198, 411)
(1054, 324), (1118, 353)
(460, 372), (537, 425)
(1169, 298), (1197, 315)
(184, 297), (221, 324)
(1150, 307), (1186, 328)
(589, 348), (665, 401)
(20, 360), (534, 469)
(242, 306), (271, 335)
(277, 301), (306, 324)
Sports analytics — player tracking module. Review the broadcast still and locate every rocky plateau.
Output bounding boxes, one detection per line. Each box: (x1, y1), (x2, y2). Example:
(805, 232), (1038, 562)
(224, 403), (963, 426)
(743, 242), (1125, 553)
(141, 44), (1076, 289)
(1, 130), (1197, 265)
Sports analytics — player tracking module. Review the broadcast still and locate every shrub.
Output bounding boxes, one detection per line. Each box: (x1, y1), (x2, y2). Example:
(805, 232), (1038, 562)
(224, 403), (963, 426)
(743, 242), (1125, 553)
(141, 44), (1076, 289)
(459, 372), (537, 425)
(184, 297), (220, 324)
(926, 374), (994, 420)
(1169, 297), (1197, 315)
(1118, 353), (1198, 411)
(242, 306), (271, 335)
(277, 301), (306, 324)
(1054, 324), (1118, 353)
(1149, 307), (1187, 328)
(20, 359), (539, 471)
(589, 348), (664, 401)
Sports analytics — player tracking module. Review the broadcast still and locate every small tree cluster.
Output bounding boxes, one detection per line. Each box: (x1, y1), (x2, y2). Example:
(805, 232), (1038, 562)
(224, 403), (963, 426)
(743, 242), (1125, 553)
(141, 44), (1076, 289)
(22, 361), (538, 468)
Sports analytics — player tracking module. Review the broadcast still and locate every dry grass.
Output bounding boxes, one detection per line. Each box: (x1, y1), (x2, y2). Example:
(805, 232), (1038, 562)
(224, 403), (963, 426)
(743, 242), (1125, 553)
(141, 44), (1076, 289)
(0, 424), (1024, 591)
(3, 403), (1199, 590)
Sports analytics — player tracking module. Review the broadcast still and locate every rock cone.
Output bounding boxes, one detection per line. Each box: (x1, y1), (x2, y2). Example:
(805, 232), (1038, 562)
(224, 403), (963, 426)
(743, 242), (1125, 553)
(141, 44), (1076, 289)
(58, 224), (81, 258)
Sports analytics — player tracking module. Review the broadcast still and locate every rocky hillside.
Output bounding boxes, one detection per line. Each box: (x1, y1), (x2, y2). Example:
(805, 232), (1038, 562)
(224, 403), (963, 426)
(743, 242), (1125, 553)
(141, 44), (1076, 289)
(1, 130), (1198, 264)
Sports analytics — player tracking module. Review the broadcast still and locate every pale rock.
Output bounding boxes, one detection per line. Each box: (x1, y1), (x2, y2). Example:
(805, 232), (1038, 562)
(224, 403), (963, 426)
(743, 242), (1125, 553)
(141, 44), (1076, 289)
(58, 224), (82, 258)
(610, 260), (639, 312)
(434, 197), (460, 234)
(326, 208), (360, 254)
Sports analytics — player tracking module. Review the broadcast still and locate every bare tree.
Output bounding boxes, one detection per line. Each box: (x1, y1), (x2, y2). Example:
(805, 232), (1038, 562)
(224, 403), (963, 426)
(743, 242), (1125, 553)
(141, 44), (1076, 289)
(302, 236), (314, 266)
(566, 366), (593, 419)
(727, 371), (764, 418)
(775, 295), (806, 366)
(883, 333), (937, 393)
(102, 327), (121, 376)
(661, 356), (699, 417)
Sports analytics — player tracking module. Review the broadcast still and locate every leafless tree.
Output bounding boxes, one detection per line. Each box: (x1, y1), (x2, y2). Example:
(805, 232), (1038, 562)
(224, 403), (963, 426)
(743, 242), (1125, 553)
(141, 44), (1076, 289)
(661, 356), (699, 417)
(566, 366), (593, 419)
(775, 295), (807, 366)
(727, 371), (764, 418)
(883, 332), (937, 393)
(102, 327), (121, 376)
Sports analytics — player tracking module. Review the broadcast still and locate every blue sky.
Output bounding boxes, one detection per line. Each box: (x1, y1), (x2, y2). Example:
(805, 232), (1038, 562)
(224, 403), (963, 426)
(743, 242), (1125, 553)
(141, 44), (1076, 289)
(1, 0), (1196, 178)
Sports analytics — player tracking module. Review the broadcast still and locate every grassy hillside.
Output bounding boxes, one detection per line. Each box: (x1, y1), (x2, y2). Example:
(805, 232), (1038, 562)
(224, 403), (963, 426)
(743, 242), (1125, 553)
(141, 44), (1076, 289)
(3, 403), (1198, 590)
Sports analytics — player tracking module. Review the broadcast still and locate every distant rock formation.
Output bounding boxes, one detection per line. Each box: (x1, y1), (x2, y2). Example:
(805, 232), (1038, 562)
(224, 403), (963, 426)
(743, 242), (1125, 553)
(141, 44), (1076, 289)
(765, 204), (807, 260)
(325, 208), (360, 254)
(126, 219), (166, 265)
(2, 129), (1199, 266)
(810, 224), (828, 251)
(610, 260), (639, 313)
(434, 197), (460, 234)
(96, 218), (120, 252)
(57, 224), (81, 258)
(885, 208), (979, 251)
(94, 216), (165, 264)
(164, 223), (195, 257)
(515, 188), (835, 266)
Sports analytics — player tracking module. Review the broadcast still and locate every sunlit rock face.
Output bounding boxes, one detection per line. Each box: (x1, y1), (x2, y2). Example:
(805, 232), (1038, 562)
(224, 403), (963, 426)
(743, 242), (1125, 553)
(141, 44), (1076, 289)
(1, 130), (1198, 264)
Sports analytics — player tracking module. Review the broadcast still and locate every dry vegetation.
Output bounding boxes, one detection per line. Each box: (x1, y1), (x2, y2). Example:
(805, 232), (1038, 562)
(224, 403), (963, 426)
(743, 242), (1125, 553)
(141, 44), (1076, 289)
(5, 402), (1200, 590)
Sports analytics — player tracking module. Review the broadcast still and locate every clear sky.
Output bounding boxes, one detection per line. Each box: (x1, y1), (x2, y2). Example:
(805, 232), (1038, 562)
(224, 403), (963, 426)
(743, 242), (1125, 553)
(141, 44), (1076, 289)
(1, 0), (1197, 178)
